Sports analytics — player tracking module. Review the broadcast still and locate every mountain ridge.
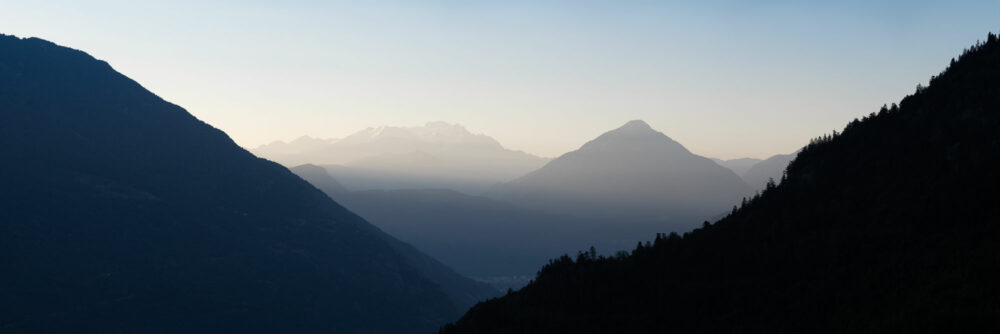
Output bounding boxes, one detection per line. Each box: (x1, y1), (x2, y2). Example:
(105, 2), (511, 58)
(0, 34), (482, 333)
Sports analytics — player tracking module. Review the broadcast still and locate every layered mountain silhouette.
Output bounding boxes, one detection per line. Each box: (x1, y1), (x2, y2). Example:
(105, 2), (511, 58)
(293, 164), (725, 290)
(285, 165), (499, 306)
(254, 122), (549, 194)
(284, 122), (758, 287)
(740, 152), (796, 190)
(710, 157), (762, 176)
(490, 120), (753, 222)
(290, 164), (350, 194)
(442, 34), (1000, 333)
(0, 34), (494, 333)
(291, 165), (572, 284)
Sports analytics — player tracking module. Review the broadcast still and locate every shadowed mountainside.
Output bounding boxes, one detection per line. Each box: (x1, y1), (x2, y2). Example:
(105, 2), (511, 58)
(0, 34), (483, 333)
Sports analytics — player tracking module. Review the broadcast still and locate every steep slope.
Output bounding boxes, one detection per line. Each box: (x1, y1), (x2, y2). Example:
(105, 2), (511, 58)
(741, 152), (796, 190)
(288, 165), (500, 308)
(492, 120), (752, 222)
(253, 136), (338, 166)
(252, 122), (550, 194)
(0, 35), (460, 333)
(710, 157), (762, 175)
(290, 164), (350, 195)
(442, 34), (1000, 333)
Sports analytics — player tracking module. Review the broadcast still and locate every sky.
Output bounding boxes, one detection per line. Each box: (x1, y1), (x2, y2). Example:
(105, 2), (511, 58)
(2, 1), (998, 159)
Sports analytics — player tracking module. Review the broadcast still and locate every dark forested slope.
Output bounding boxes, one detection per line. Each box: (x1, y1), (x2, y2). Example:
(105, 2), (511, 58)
(442, 34), (1000, 333)
(0, 35), (465, 333)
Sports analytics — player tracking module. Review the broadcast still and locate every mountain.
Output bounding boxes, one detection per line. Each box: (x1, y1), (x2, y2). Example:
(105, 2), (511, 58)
(288, 165), (500, 305)
(0, 34), (482, 333)
(441, 34), (1000, 333)
(710, 157), (762, 175)
(322, 188), (575, 284)
(291, 166), (569, 285)
(287, 165), (498, 304)
(290, 164), (350, 194)
(321, 164), (503, 195)
(293, 166), (707, 291)
(253, 135), (337, 164)
(741, 152), (796, 190)
(490, 120), (753, 223)
(253, 122), (550, 194)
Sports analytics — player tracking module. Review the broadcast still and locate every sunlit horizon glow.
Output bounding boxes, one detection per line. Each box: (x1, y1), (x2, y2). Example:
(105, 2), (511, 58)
(2, 1), (997, 159)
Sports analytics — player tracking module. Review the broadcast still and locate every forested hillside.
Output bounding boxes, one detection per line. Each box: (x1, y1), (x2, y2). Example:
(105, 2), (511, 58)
(442, 33), (1000, 333)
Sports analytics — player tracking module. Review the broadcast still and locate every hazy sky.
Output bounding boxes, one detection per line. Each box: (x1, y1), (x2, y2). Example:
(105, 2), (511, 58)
(2, 1), (997, 159)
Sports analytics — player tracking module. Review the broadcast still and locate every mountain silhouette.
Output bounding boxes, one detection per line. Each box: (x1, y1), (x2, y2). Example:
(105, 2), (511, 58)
(253, 122), (549, 194)
(740, 152), (796, 190)
(288, 164), (500, 303)
(290, 164), (350, 194)
(710, 157), (762, 176)
(491, 120), (752, 223)
(441, 33), (1000, 333)
(293, 165), (720, 289)
(0, 34), (482, 333)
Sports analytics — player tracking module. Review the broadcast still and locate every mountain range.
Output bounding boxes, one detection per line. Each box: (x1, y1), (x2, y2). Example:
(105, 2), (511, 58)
(253, 122), (550, 194)
(291, 165), (570, 287)
(0, 34), (494, 333)
(290, 121), (765, 289)
(710, 157), (761, 175)
(713, 153), (798, 191)
(292, 165), (612, 289)
(739, 152), (796, 190)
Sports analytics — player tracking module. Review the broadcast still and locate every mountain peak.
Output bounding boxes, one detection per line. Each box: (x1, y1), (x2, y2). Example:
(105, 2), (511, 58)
(578, 119), (680, 154)
(620, 119), (652, 130)
(602, 120), (660, 137)
(425, 121), (466, 129)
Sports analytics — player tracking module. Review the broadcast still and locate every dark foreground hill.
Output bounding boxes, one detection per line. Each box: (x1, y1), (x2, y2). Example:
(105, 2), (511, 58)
(442, 34), (1000, 333)
(0, 34), (482, 333)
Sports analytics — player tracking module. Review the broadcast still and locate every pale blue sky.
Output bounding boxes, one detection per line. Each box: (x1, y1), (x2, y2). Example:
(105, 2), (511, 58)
(2, 1), (997, 158)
